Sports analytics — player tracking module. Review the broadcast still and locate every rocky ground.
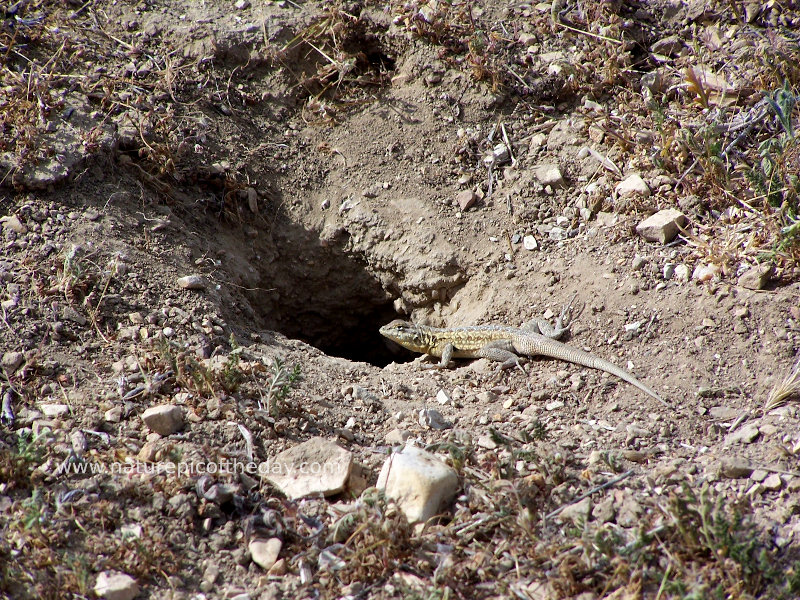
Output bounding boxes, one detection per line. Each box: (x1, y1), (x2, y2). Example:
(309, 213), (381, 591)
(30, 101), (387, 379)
(1, 1), (800, 599)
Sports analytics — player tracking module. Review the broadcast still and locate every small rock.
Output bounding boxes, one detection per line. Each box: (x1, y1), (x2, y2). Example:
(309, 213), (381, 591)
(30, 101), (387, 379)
(635, 208), (687, 243)
(436, 389), (451, 405)
(709, 406), (739, 420)
(476, 391), (497, 404)
(61, 306), (87, 325)
(762, 474), (783, 491)
(249, 537), (281, 571)
(725, 423), (760, 445)
(674, 264), (690, 281)
(557, 497), (592, 524)
(0, 214), (27, 234)
(263, 437), (352, 500)
(269, 558), (287, 576)
(738, 264), (773, 290)
(141, 405), (184, 436)
(419, 408), (450, 430)
(94, 571), (139, 600)
(177, 275), (206, 290)
(476, 434), (498, 450)
(455, 190), (477, 211)
(533, 163), (565, 188)
(616, 174), (650, 198)
(692, 263), (721, 282)
(376, 444), (460, 524)
(105, 407), (123, 423)
(545, 400), (564, 411)
(631, 256), (646, 271)
(2, 351), (24, 374)
(385, 428), (412, 445)
(39, 403), (69, 418)
(523, 235), (538, 250)
(719, 458), (753, 479)
(663, 262), (675, 279)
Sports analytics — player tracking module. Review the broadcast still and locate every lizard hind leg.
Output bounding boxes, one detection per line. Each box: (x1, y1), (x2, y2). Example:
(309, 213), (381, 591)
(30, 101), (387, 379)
(521, 292), (581, 340)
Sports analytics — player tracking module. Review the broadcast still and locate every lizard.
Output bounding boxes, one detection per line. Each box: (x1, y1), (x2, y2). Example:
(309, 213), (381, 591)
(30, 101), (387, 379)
(379, 306), (666, 406)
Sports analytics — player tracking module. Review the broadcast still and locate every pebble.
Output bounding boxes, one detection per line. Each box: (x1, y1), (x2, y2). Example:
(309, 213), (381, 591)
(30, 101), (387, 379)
(523, 235), (538, 250)
(419, 408), (451, 430)
(385, 428), (412, 445)
(0, 214), (27, 234)
(39, 403), (69, 417)
(616, 174), (650, 198)
(249, 537), (281, 571)
(141, 404), (184, 436)
(632, 256), (646, 271)
(762, 474), (783, 491)
(263, 437), (352, 500)
(177, 275), (206, 290)
(738, 264), (773, 290)
(376, 444), (459, 524)
(455, 190), (477, 211)
(635, 209), (686, 243)
(436, 389), (451, 405)
(533, 163), (565, 188)
(725, 423), (760, 445)
(719, 458), (753, 479)
(692, 263), (720, 282)
(1, 351), (24, 374)
(662, 262), (675, 280)
(94, 571), (139, 600)
(674, 264), (690, 281)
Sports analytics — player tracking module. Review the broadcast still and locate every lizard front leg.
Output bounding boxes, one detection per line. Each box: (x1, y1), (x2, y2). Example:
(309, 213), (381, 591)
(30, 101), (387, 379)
(421, 342), (456, 369)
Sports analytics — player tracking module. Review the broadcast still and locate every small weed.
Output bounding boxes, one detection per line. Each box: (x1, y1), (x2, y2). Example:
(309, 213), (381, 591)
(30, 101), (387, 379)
(262, 358), (302, 417)
(0, 429), (51, 490)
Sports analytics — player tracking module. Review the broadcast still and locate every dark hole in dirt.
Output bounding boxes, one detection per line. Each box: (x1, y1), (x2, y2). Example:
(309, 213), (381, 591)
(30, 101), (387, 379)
(245, 221), (416, 368)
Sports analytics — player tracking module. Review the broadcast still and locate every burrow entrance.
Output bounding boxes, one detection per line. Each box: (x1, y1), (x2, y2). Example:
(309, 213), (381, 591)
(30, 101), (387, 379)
(244, 218), (416, 368)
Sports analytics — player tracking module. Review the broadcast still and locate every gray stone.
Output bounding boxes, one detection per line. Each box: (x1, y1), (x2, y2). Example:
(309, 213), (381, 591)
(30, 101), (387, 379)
(263, 437), (352, 500)
(177, 275), (206, 290)
(2, 351), (24, 374)
(94, 571), (139, 600)
(738, 264), (773, 290)
(719, 458), (753, 479)
(141, 404), (184, 436)
(725, 423), (760, 445)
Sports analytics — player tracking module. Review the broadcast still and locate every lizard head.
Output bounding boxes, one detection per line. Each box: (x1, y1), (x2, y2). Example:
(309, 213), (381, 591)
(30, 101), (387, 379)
(379, 319), (429, 354)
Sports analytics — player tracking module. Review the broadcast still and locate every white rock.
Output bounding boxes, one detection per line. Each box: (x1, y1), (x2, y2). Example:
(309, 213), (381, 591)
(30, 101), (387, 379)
(674, 264), (690, 281)
(436, 389), (451, 405)
(263, 437), (352, 500)
(376, 444), (459, 524)
(418, 408), (450, 430)
(635, 208), (687, 243)
(692, 263), (721, 282)
(249, 537), (281, 570)
(105, 407), (123, 423)
(523, 235), (538, 250)
(141, 405), (184, 436)
(533, 163), (565, 187)
(39, 403), (69, 417)
(94, 571), (139, 600)
(615, 174), (651, 198)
